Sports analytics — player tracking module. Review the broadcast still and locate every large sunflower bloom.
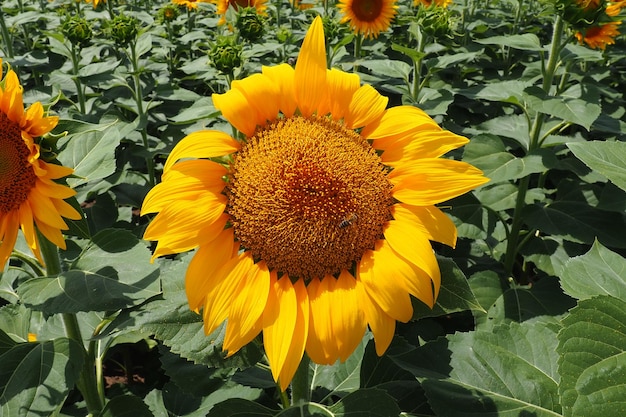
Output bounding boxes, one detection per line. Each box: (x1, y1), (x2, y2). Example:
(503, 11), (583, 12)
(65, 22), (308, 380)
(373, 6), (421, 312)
(0, 60), (81, 268)
(215, 0), (268, 24)
(575, 21), (621, 49)
(337, 0), (398, 38)
(141, 16), (487, 391)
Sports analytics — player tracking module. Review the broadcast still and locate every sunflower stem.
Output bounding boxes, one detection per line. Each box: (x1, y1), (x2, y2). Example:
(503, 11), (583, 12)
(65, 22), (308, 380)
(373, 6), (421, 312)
(39, 234), (104, 416)
(0, 11), (15, 58)
(503, 14), (564, 279)
(70, 43), (87, 114)
(290, 354), (311, 405)
(129, 38), (156, 186)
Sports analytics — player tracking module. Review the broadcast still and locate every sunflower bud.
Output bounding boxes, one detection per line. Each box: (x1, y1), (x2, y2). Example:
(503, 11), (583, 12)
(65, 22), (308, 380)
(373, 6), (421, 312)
(276, 26), (293, 44)
(209, 36), (243, 74)
(107, 14), (139, 47)
(61, 16), (93, 48)
(420, 5), (453, 38)
(158, 4), (180, 23)
(554, 0), (605, 28)
(236, 7), (265, 42)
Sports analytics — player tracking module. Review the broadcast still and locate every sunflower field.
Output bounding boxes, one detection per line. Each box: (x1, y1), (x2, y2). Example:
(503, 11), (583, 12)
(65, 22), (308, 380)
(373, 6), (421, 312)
(1, 0), (626, 415)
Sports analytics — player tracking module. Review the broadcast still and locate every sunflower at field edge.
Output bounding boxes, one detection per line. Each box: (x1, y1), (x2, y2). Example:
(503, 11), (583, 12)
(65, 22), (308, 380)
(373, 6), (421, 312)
(0, 60), (81, 268)
(85, 0), (105, 7)
(215, 0), (268, 24)
(172, 0), (212, 9)
(414, 0), (453, 7)
(575, 21), (621, 48)
(141, 16), (488, 391)
(337, 0), (398, 38)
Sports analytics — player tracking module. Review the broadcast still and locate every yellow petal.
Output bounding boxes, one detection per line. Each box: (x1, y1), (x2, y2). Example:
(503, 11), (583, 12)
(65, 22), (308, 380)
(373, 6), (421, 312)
(224, 260), (271, 355)
(35, 219), (66, 251)
(357, 242), (414, 322)
(305, 277), (337, 364)
(356, 277), (396, 356)
(378, 130), (469, 166)
(277, 279), (309, 391)
(164, 130), (240, 172)
(317, 68), (360, 120)
(185, 228), (236, 311)
(263, 276), (309, 391)
(18, 202), (38, 257)
(333, 270), (366, 362)
(28, 188), (68, 229)
(294, 16), (327, 117)
(392, 203), (457, 248)
(41, 162), (73, 180)
(383, 219), (441, 298)
(202, 252), (255, 336)
(344, 84), (388, 130)
(262, 64), (297, 118)
(2, 71), (24, 124)
(361, 105), (438, 143)
(212, 88), (261, 137)
(0, 212), (20, 267)
(231, 74), (280, 128)
(389, 159), (489, 206)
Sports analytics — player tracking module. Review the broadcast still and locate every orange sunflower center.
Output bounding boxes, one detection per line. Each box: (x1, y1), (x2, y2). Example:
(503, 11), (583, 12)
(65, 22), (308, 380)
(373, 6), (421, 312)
(227, 116), (393, 280)
(352, 0), (384, 21)
(0, 112), (36, 213)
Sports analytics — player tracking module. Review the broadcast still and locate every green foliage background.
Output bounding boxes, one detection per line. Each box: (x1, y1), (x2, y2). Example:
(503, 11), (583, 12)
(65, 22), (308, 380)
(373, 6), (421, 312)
(0, 0), (625, 415)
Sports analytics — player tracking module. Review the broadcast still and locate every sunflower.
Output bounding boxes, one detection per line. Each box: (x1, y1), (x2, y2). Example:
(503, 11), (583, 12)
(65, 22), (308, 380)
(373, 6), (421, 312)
(575, 21), (621, 49)
(414, 0), (453, 7)
(172, 0), (212, 9)
(0, 60), (81, 268)
(141, 16), (487, 391)
(337, 0), (398, 38)
(215, 0), (268, 25)
(606, 0), (626, 16)
(85, 0), (105, 7)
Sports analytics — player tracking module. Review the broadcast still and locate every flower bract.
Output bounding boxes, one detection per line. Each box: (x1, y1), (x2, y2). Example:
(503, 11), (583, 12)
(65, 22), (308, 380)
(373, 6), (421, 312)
(141, 16), (488, 391)
(0, 60), (81, 268)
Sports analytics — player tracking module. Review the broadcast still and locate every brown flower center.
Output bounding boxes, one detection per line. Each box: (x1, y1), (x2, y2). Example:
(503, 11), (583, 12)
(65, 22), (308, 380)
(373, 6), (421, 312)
(0, 112), (36, 213)
(353, 0), (384, 21)
(227, 116), (393, 280)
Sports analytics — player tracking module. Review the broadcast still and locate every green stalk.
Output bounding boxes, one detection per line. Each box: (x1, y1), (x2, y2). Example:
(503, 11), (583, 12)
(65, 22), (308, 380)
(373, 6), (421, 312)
(0, 11), (15, 58)
(411, 28), (426, 103)
(503, 14), (564, 278)
(39, 235), (103, 416)
(129, 39), (155, 186)
(290, 354), (311, 406)
(70, 43), (87, 114)
(353, 33), (362, 72)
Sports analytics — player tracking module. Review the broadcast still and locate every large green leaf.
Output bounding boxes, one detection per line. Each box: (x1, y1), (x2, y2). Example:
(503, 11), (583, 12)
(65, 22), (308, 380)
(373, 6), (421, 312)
(205, 398), (275, 417)
(560, 241), (626, 301)
(524, 86), (601, 130)
(523, 202), (626, 248)
(0, 338), (84, 417)
(56, 124), (122, 188)
(19, 229), (160, 313)
(475, 34), (545, 50)
(310, 335), (370, 395)
(391, 321), (562, 417)
(558, 296), (626, 417)
(101, 394), (154, 417)
(567, 141), (626, 192)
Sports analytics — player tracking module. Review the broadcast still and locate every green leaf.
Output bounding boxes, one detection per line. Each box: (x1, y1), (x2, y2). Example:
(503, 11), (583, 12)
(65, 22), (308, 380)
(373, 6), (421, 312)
(558, 296), (626, 417)
(0, 330), (17, 356)
(567, 141), (626, 192)
(101, 394), (154, 417)
(0, 338), (84, 417)
(524, 86), (601, 130)
(475, 34), (545, 50)
(412, 257), (484, 319)
(461, 80), (531, 104)
(359, 60), (411, 81)
(169, 97), (219, 124)
(0, 304), (32, 343)
(560, 241), (626, 301)
(19, 229), (160, 313)
(310, 335), (370, 394)
(478, 275), (576, 329)
(328, 389), (401, 416)
(523, 202), (626, 248)
(206, 398), (275, 417)
(56, 125), (122, 188)
(391, 321), (562, 417)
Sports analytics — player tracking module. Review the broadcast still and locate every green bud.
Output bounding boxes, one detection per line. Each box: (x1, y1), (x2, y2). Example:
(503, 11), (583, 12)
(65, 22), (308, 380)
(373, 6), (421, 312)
(157, 4), (180, 23)
(107, 14), (139, 47)
(61, 16), (93, 48)
(209, 36), (243, 74)
(236, 7), (265, 42)
(276, 26), (293, 44)
(555, 0), (605, 29)
(420, 5), (453, 38)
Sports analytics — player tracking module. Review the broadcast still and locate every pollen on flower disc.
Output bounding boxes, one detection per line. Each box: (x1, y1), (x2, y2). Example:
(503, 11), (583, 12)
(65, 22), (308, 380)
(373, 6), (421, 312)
(0, 113), (36, 213)
(227, 116), (393, 280)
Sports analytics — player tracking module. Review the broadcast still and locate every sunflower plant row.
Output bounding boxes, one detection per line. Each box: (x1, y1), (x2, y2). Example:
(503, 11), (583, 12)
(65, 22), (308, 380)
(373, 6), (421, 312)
(0, 0), (625, 416)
